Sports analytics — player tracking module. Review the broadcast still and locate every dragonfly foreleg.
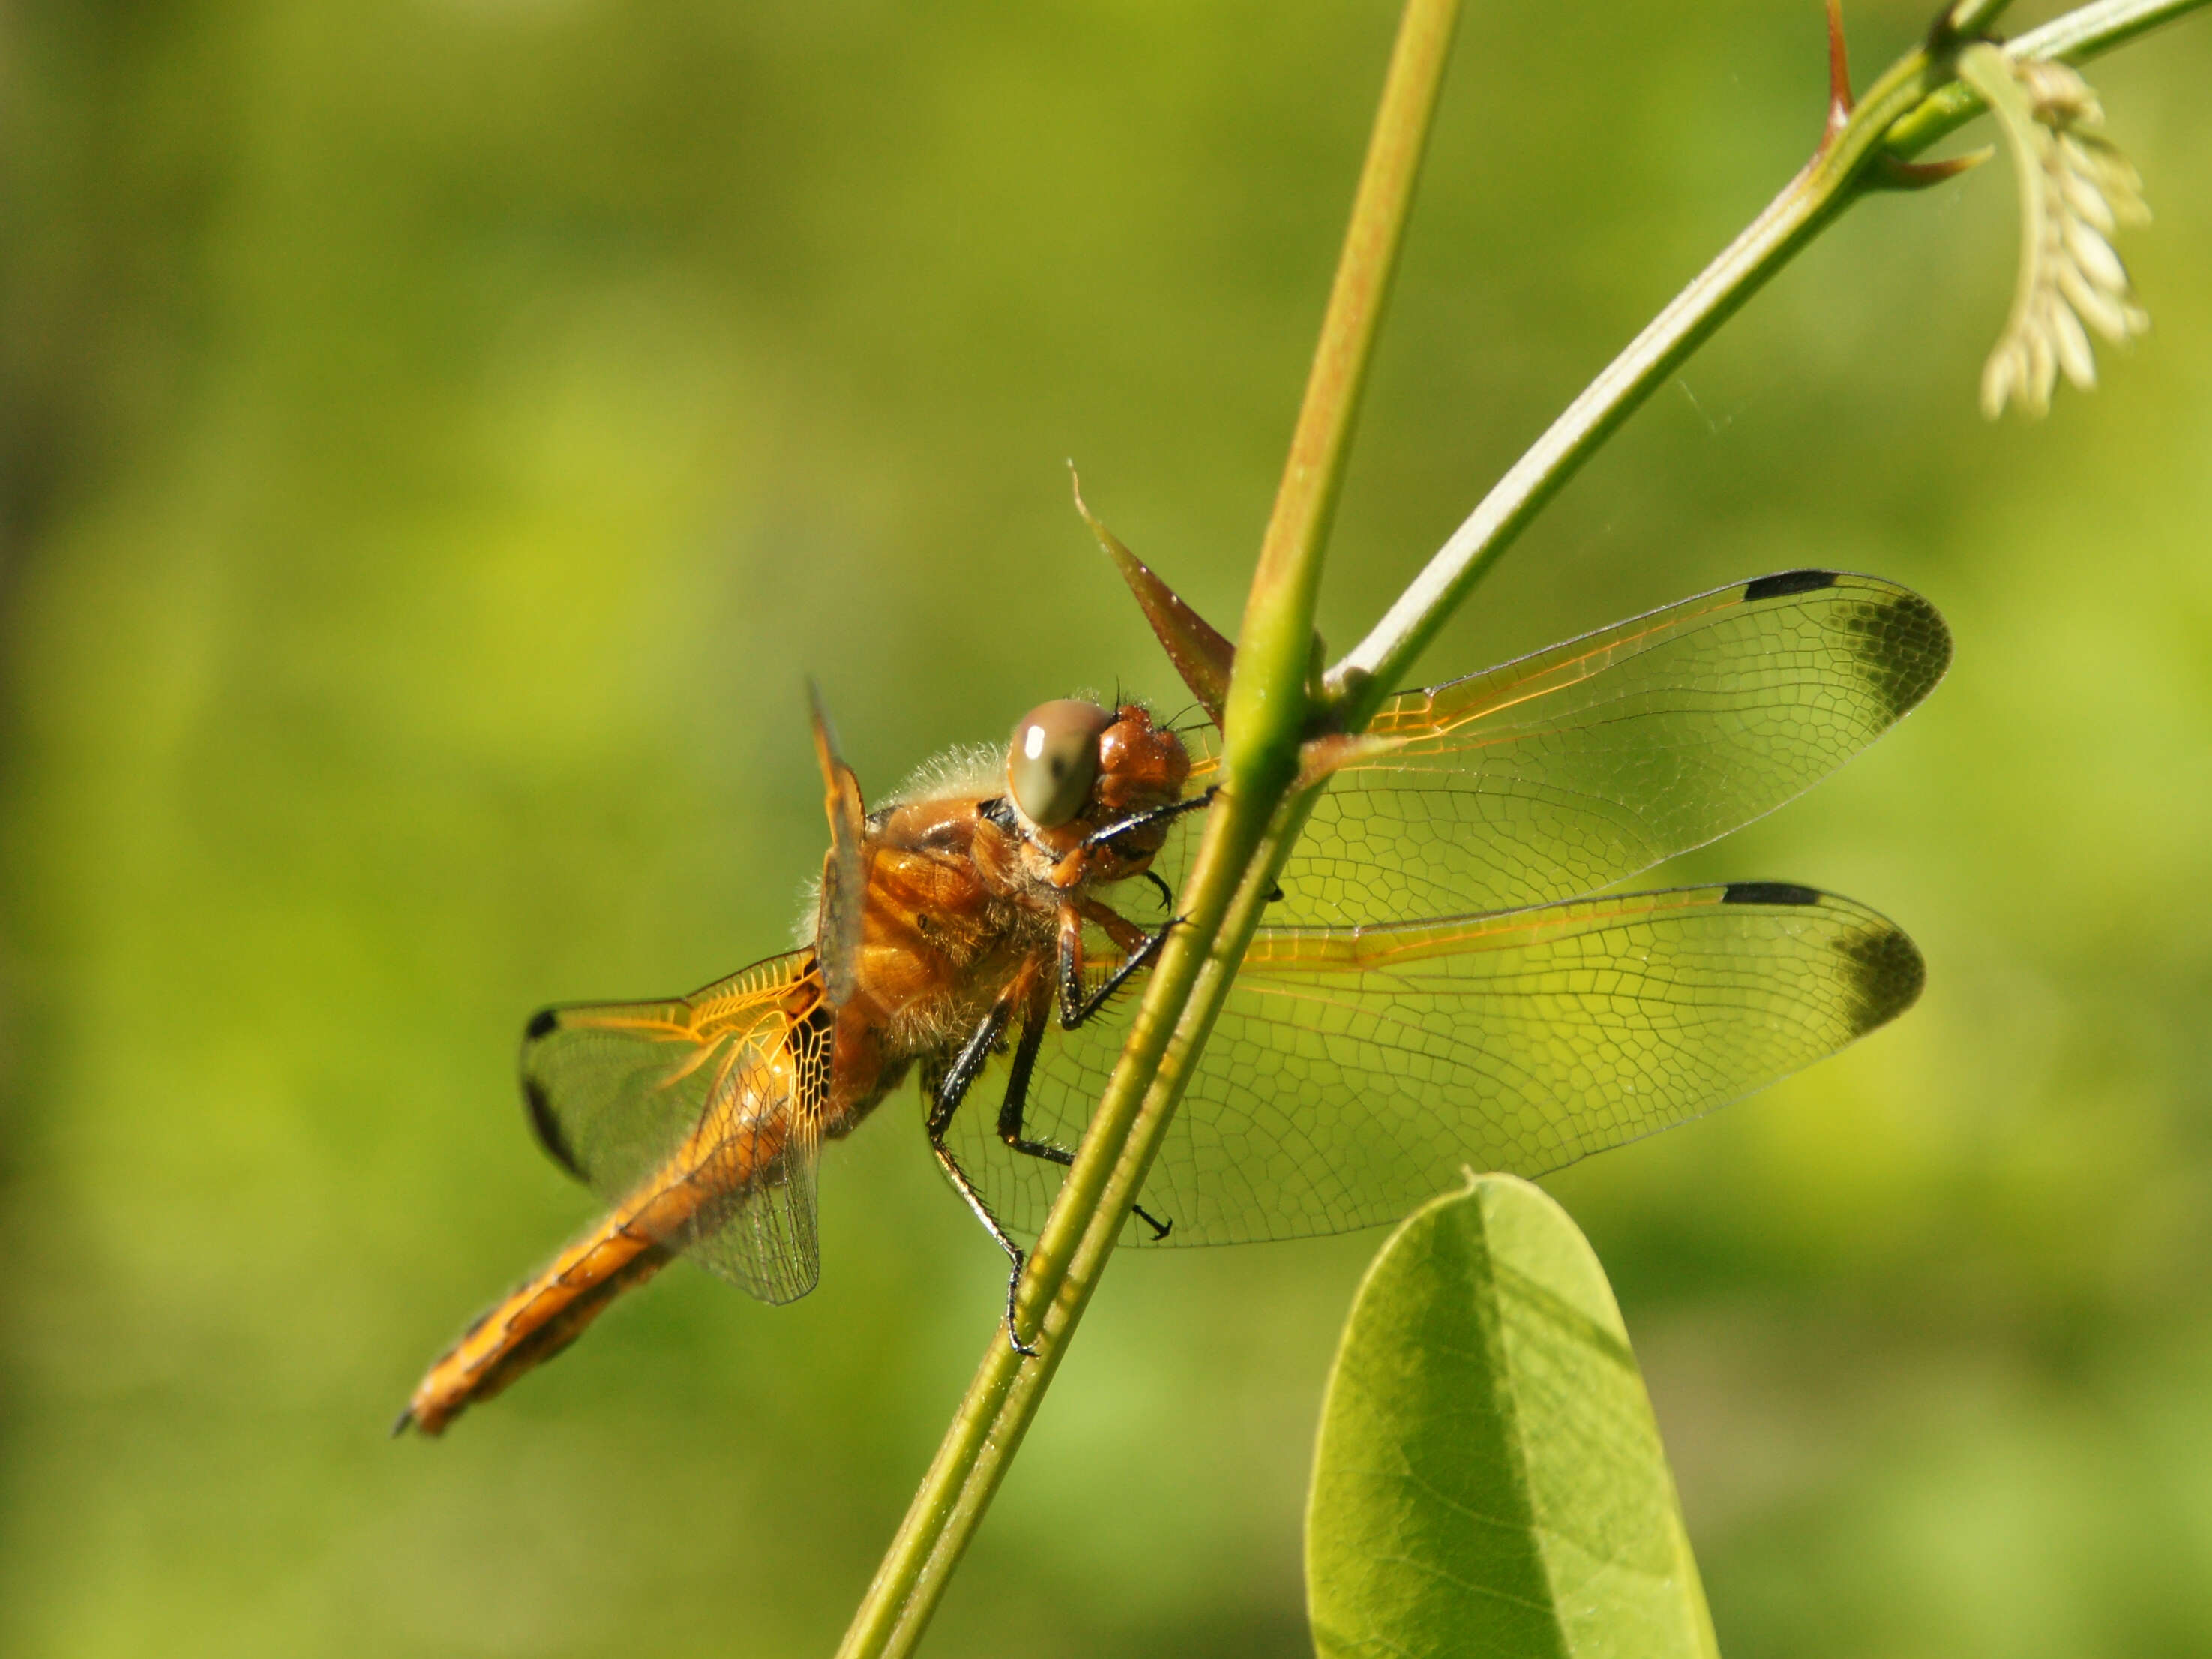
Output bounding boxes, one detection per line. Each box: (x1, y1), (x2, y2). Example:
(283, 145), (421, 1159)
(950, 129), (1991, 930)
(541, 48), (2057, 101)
(994, 986), (1062, 1162)
(1079, 784), (1217, 854)
(926, 988), (1042, 1357)
(1056, 900), (1180, 1031)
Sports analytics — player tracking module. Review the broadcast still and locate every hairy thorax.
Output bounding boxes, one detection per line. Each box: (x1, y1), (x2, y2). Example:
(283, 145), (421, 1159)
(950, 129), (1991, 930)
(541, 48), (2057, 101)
(818, 703), (1191, 1136)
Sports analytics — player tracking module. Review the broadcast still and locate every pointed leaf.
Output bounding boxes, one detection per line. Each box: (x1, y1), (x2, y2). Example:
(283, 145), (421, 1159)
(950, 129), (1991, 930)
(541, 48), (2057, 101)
(1071, 470), (1235, 729)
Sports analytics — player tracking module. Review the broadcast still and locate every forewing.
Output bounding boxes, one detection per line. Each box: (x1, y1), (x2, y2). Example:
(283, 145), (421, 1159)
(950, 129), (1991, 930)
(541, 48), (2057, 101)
(809, 682), (868, 1007)
(520, 950), (829, 1304)
(1176, 572), (1949, 926)
(951, 885), (1921, 1246)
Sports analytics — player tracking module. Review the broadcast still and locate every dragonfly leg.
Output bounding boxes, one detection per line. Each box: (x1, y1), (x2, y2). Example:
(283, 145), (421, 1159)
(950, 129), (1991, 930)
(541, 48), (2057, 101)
(1144, 864), (1276, 908)
(926, 988), (1042, 1357)
(1056, 901), (1180, 1031)
(1079, 784), (1217, 854)
(995, 987), (1173, 1240)
(1125, 862), (1281, 916)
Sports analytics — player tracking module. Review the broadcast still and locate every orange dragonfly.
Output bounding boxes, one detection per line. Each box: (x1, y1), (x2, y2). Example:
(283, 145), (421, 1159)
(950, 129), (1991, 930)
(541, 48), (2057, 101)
(398, 566), (1947, 1435)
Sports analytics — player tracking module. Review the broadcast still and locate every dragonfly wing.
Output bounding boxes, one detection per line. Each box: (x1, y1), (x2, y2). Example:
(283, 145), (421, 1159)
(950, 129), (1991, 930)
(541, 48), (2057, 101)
(520, 949), (829, 1304)
(956, 885), (1921, 1246)
(809, 682), (868, 1008)
(1176, 572), (1949, 926)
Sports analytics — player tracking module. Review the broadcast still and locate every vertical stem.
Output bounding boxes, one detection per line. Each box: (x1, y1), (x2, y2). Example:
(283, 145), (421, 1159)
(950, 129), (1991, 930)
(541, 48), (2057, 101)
(1227, 0), (1461, 788)
(832, 4), (1460, 1655)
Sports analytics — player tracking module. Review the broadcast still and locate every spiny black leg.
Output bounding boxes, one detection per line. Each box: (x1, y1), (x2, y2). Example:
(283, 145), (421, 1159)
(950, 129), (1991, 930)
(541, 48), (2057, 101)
(1057, 914), (1182, 1030)
(926, 995), (1040, 1358)
(1140, 869), (1173, 911)
(998, 994), (1177, 1242)
(1081, 786), (1218, 854)
(997, 1252), (1033, 1357)
(927, 998), (1009, 1139)
(996, 999), (1069, 1164)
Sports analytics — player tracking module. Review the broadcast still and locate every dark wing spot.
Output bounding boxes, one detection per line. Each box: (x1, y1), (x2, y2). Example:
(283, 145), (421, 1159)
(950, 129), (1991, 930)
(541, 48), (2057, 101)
(788, 994), (838, 1112)
(1742, 568), (1838, 602)
(1722, 880), (1822, 907)
(523, 1076), (584, 1180)
(1834, 922), (1926, 1036)
(524, 1006), (559, 1040)
(1839, 590), (1952, 722)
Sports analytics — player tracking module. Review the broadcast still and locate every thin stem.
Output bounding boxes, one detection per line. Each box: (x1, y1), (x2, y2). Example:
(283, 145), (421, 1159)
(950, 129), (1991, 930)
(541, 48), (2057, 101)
(1884, 0), (2208, 155)
(2009, 0), (2205, 58)
(1323, 46), (1943, 711)
(830, 5), (1461, 1654)
(1224, 0), (1458, 784)
(1326, 0), (2208, 717)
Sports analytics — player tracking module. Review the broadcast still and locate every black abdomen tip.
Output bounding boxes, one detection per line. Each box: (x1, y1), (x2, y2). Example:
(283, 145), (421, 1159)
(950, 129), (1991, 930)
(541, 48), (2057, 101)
(1742, 569), (1839, 602)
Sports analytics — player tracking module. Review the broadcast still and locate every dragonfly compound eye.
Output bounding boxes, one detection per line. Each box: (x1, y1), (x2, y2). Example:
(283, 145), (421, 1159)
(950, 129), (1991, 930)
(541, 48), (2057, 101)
(1007, 699), (1113, 829)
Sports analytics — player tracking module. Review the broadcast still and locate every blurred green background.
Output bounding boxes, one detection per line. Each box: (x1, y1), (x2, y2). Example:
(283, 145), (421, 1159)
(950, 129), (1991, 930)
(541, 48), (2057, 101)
(3, 2), (2209, 1654)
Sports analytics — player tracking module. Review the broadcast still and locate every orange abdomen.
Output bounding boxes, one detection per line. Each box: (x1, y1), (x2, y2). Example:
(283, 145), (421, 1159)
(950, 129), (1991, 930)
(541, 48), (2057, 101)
(402, 1059), (808, 1436)
(400, 1215), (673, 1436)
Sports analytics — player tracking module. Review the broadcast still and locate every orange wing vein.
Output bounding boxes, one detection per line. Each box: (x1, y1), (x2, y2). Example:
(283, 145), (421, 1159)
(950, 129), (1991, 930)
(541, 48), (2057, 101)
(402, 951), (828, 1434)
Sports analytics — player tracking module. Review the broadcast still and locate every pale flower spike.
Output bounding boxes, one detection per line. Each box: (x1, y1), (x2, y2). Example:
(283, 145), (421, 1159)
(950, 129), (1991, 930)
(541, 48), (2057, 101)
(1957, 43), (2151, 419)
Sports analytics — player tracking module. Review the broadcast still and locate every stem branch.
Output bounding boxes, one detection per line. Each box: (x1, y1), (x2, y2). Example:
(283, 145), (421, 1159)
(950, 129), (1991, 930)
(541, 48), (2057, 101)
(1326, 0), (2208, 717)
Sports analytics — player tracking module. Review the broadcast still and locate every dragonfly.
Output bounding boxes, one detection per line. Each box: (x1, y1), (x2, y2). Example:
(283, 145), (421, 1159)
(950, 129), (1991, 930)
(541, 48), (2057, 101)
(397, 564), (1948, 1435)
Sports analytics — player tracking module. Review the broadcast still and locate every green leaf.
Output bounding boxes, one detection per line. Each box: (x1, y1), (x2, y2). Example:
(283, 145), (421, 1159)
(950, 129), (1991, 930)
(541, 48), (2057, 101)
(1306, 1175), (1718, 1659)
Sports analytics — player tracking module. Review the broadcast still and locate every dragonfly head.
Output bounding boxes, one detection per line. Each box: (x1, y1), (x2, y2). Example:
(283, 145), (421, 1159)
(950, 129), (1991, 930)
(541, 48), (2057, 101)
(1003, 699), (1191, 874)
(1007, 699), (1116, 830)
(1093, 704), (1191, 823)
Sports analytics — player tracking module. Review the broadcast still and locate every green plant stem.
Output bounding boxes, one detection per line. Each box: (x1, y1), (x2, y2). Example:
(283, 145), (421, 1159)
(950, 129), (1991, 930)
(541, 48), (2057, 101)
(1885, 0), (2206, 154)
(1325, 0), (2208, 720)
(830, 4), (1461, 1654)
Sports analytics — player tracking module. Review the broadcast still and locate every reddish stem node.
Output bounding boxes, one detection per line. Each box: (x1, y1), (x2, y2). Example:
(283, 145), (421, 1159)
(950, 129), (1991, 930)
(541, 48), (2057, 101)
(1822, 0), (1856, 148)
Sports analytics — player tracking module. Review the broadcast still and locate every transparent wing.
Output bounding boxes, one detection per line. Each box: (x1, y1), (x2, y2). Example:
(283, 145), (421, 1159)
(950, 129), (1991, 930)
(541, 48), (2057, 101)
(1170, 572), (1949, 926)
(809, 682), (868, 1008)
(946, 884), (1923, 1246)
(520, 950), (830, 1304)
